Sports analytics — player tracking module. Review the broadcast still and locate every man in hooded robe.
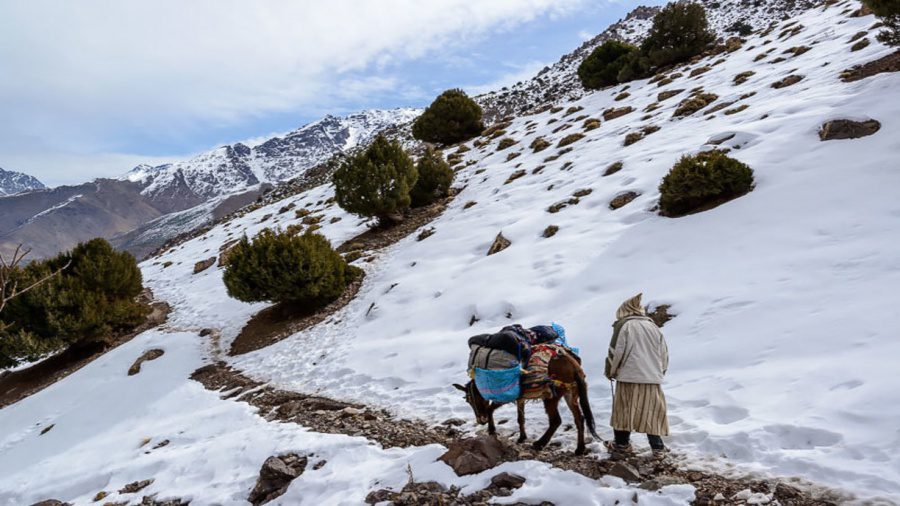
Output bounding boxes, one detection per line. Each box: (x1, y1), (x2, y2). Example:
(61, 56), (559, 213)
(605, 293), (669, 455)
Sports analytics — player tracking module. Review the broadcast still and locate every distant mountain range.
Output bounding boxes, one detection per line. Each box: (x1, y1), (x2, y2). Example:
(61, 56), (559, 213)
(0, 109), (420, 259)
(0, 167), (45, 197)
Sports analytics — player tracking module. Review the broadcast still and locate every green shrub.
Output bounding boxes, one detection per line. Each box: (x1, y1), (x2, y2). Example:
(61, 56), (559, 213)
(658, 151), (754, 217)
(0, 239), (145, 365)
(641, 2), (715, 68)
(410, 148), (454, 207)
(412, 89), (484, 145)
(864, 0), (900, 46)
(578, 40), (642, 89)
(223, 229), (359, 307)
(333, 135), (417, 226)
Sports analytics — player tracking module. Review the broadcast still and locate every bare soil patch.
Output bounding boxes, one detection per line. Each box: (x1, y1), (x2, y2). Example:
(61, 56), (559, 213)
(0, 296), (170, 409)
(228, 274), (364, 356)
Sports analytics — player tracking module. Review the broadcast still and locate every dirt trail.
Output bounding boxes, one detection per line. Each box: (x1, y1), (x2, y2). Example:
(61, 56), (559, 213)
(192, 361), (847, 505)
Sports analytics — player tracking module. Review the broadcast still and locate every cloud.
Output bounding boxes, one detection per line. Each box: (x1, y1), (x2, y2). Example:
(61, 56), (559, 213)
(0, 0), (585, 185)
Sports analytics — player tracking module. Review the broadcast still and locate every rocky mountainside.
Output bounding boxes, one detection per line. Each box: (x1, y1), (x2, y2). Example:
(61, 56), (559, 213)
(0, 167), (45, 197)
(125, 108), (421, 204)
(476, 0), (825, 121)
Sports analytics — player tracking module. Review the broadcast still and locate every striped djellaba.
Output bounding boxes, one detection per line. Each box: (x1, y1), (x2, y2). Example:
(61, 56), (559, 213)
(611, 381), (670, 436)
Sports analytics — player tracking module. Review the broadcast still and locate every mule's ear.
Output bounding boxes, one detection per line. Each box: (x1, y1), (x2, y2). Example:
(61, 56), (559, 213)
(453, 383), (467, 392)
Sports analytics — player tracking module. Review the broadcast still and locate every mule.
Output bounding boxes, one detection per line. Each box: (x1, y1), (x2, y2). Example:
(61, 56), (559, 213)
(454, 349), (600, 455)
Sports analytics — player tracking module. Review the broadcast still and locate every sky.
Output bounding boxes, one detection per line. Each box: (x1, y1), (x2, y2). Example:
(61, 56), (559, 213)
(0, 0), (663, 187)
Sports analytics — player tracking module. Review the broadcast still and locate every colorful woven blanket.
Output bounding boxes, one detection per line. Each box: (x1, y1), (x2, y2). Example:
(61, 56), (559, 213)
(521, 343), (572, 399)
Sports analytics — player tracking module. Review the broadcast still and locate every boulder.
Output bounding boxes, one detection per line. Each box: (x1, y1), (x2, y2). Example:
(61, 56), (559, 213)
(119, 479), (154, 494)
(128, 349), (165, 376)
(439, 435), (515, 476)
(248, 453), (308, 505)
(771, 74), (804, 89)
(639, 475), (687, 491)
(609, 191), (640, 210)
(818, 119), (881, 141)
(193, 257), (216, 274)
(29, 501), (71, 506)
(608, 462), (642, 482)
(487, 233), (511, 256)
(490, 472), (526, 489)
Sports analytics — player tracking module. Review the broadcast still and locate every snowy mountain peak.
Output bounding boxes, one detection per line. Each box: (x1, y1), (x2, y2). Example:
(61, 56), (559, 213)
(128, 108), (421, 202)
(0, 167), (46, 196)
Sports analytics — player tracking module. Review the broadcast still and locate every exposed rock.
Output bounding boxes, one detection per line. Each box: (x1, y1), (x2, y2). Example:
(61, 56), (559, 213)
(603, 161), (624, 177)
(819, 119), (881, 141)
(733, 71), (756, 85)
(487, 233), (511, 256)
(119, 479), (154, 494)
(248, 453), (308, 505)
(608, 462), (642, 482)
(128, 349), (165, 376)
(841, 49), (900, 82)
(543, 225), (560, 238)
(530, 137), (551, 153)
(491, 472), (526, 489)
(152, 439), (170, 449)
(557, 133), (585, 148)
(673, 93), (718, 117)
(199, 328), (214, 337)
(29, 501), (71, 506)
(504, 170), (527, 184)
(138, 496), (190, 506)
(417, 227), (435, 241)
(443, 418), (466, 427)
(609, 191), (640, 210)
(775, 482), (803, 500)
(583, 118), (602, 131)
(658, 89), (684, 101)
(193, 257), (216, 274)
(640, 475), (687, 491)
(439, 435), (515, 476)
(771, 74), (804, 89)
(40, 424), (55, 435)
(603, 106), (634, 121)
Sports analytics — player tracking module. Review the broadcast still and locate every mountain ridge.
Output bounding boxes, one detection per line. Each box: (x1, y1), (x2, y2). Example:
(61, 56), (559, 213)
(0, 167), (46, 197)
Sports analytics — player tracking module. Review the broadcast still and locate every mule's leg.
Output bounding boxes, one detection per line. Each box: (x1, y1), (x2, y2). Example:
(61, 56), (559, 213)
(487, 403), (501, 436)
(516, 398), (527, 443)
(533, 397), (562, 451)
(564, 390), (586, 455)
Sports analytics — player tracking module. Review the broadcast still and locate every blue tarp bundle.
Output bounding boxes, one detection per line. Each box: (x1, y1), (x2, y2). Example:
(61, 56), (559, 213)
(474, 365), (521, 402)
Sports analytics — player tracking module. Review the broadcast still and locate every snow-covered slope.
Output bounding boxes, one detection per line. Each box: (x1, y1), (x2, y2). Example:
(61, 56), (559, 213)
(2, 0), (898, 504)
(476, 0), (827, 120)
(125, 109), (421, 202)
(0, 167), (45, 197)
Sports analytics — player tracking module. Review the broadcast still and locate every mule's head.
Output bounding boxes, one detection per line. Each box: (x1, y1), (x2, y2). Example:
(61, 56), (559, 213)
(453, 380), (492, 425)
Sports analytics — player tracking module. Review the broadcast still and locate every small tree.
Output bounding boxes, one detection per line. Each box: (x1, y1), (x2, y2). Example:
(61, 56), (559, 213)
(410, 148), (454, 207)
(641, 2), (716, 68)
(864, 0), (900, 46)
(333, 135), (418, 226)
(578, 40), (643, 88)
(223, 229), (359, 307)
(1, 239), (144, 366)
(412, 89), (484, 145)
(0, 245), (70, 329)
(658, 151), (754, 217)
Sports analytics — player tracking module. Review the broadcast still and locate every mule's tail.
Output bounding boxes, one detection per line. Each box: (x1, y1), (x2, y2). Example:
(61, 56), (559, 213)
(575, 372), (600, 440)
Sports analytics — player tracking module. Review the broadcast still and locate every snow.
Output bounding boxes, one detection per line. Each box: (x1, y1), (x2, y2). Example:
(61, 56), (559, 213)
(2, 1), (899, 504)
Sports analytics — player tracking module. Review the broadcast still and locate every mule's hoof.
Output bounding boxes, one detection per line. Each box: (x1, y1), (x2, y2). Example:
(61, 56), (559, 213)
(517, 436), (527, 444)
(574, 446), (587, 456)
(531, 442), (546, 451)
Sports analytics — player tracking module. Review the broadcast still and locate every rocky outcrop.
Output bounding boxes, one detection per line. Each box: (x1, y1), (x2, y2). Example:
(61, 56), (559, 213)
(193, 257), (217, 274)
(818, 119), (881, 141)
(487, 233), (511, 256)
(610, 191), (640, 210)
(0, 167), (45, 196)
(438, 435), (516, 476)
(128, 349), (165, 376)
(248, 453), (308, 505)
